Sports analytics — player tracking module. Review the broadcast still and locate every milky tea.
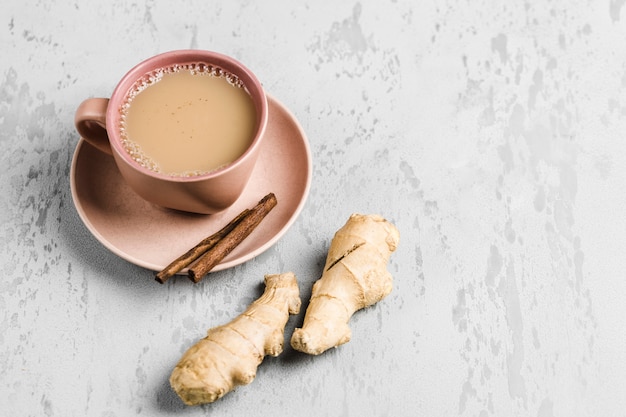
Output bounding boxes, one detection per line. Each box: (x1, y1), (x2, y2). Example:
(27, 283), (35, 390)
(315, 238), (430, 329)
(119, 63), (257, 177)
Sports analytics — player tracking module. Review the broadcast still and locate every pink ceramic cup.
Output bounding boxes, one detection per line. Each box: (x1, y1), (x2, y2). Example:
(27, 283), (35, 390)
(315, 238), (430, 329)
(75, 50), (268, 214)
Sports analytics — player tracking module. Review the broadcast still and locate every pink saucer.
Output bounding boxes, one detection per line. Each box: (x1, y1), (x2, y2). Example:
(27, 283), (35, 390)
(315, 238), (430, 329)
(70, 95), (311, 273)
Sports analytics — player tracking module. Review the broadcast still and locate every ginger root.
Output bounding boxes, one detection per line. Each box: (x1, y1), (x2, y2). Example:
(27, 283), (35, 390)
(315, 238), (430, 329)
(291, 214), (399, 355)
(170, 272), (301, 405)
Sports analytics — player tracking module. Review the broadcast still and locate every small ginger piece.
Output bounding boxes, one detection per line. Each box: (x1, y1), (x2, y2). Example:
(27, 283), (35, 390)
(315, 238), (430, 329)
(170, 272), (301, 405)
(291, 214), (399, 355)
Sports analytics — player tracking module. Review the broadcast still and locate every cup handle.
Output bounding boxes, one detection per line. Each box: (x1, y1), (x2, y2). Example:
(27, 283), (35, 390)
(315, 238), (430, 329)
(74, 98), (113, 155)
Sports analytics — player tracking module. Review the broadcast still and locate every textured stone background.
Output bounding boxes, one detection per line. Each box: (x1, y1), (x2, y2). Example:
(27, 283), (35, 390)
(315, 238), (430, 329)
(2, 1), (626, 416)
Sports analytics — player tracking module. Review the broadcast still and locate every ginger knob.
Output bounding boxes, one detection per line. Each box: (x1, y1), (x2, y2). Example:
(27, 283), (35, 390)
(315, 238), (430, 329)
(170, 272), (301, 405)
(291, 214), (399, 355)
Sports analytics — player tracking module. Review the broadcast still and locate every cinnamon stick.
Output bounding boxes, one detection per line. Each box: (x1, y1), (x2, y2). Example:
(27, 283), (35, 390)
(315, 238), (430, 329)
(188, 192), (278, 283)
(155, 208), (251, 284)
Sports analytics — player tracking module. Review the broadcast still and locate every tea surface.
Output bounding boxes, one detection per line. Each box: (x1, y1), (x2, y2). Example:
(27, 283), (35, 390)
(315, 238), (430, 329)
(120, 67), (256, 176)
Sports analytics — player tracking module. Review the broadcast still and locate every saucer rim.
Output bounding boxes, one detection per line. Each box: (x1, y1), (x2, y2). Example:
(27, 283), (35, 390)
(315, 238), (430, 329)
(69, 93), (312, 273)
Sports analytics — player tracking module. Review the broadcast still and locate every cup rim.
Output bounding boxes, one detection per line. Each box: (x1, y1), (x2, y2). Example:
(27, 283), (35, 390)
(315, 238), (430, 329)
(105, 49), (268, 182)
